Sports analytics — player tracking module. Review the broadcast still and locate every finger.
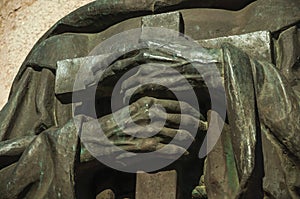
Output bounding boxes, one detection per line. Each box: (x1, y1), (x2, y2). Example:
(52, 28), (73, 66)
(148, 107), (208, 131)
(121, 63), (179, 86)
(116, 138), (189, 156)
(120, 123), (195, 143)
(156, 143), (189, 156)
(115, 142), (189, 161)
(158, 126), (195, 143)
(128, 97), (198, 123)
(128, 97), (207, 128)
(122, 71), (194, 95)
(96, 49), (179, 85)
(113, 134), (190, 156)
(114, 137), (161, 152)
(136, 97), (204, 120)
(123, 85), (192, 103)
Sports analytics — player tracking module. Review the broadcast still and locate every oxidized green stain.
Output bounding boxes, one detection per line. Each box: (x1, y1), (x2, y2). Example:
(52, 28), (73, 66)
(223, 130), (239, 192)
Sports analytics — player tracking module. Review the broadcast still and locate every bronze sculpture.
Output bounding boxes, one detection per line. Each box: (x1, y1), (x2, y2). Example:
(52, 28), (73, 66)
(0, 0), (299, 198)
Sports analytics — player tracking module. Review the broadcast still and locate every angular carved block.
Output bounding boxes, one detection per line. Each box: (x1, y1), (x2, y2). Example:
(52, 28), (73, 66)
(136, 170), (177, 199)
(141, 11), (183, 41)
(198, 30), (272, 62)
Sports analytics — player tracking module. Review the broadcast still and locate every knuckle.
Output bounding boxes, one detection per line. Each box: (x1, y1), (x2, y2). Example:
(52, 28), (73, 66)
(141, 96), (155, 105)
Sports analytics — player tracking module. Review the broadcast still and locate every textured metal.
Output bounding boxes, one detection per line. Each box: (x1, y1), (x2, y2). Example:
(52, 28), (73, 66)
(136, 170), (177, 199)
(199, 31), (272, 62)
(55, 54), (108, 95)
(141, 11), (183, 41)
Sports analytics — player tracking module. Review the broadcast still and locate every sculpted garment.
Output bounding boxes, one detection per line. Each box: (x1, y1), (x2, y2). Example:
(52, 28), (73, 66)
(0, 0), (300, 198)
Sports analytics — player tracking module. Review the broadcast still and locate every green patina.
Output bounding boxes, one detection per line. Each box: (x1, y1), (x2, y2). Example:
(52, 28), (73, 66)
(223, 130), (239, 193)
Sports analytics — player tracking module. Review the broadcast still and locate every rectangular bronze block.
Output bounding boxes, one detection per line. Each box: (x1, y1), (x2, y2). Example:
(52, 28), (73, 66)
(141, 11), (183, 41)
(198, 30), (272, 62)
(136, 170), (177, 199)
(55, 54), (110, 95)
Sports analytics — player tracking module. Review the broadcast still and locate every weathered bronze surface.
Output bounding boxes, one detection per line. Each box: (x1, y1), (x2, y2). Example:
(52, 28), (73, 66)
(136, 170), (177, 199)
(0, 0), (300, 198)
